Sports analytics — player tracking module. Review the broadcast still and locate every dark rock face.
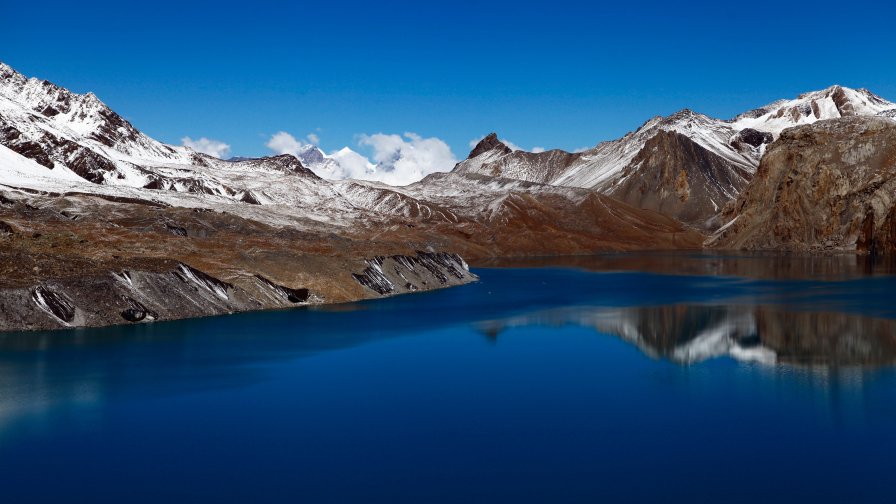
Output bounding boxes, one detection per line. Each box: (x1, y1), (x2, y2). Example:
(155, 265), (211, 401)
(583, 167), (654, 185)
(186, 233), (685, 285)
(0, 118), (118, 183)
(239, 191), (261, 205)
(830, 86), (856, 116)
(468, 133), (513, 159)
(608, 130), (752, 229)
(0, 120), (55, 168)
(31, 286), (76, 323)
(352, 253), (472, 295)
(255, 275), (310, 303)
(710, 117), (896, 252)
(64, 145), (119, 183)
(165, 222), (188, 237)
(174, 263), (234, 298)
(120, 296), (158, 322)
(732, 128), (773, 148)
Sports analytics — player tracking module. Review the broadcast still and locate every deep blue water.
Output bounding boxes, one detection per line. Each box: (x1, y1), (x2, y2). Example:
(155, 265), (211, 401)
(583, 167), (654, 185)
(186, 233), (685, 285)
(2, 253), (896, 503)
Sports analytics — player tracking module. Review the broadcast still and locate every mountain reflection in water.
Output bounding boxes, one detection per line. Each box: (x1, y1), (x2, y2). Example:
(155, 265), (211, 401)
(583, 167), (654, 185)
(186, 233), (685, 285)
(477, 304), (896, 367)
(0, 253), (891, 412)
(2, 253), (896, 503)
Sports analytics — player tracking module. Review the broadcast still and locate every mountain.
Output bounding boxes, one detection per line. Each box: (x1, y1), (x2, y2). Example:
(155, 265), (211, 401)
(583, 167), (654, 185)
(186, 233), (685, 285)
(732, 85), (896, 136)
(709, 116), (896, 253)
(0, 62), (701, 331)
(455, 87), (896, 229)
(292, 143), (347, 179)
(5, 60), (895, 332)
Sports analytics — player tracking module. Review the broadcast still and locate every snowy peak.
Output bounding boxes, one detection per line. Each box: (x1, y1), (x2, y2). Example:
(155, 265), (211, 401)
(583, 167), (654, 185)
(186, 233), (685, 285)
(468, 133), (512, 159)
(295, 143), (326, 164)
(0, 60), (183, 163)
(733, 85), (896, 136)
(296, 145), (357, 180)
(229, 153), (320, 179)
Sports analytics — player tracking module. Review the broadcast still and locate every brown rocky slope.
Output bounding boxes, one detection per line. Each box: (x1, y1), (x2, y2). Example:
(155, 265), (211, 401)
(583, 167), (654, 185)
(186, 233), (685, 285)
(709, 117), (896, 252)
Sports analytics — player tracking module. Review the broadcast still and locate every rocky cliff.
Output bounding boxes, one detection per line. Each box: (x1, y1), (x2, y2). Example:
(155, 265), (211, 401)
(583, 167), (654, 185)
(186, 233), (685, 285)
(709, 117), (896, 252)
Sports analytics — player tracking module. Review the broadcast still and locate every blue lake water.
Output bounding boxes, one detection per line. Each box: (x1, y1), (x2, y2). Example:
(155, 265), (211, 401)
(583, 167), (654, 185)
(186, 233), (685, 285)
(2, 252), (896, 503)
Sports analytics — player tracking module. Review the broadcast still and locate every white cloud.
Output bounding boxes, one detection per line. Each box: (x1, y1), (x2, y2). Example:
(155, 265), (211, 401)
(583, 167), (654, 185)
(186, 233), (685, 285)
(266, 131), (307, 156)
(265, 130), (325, 156)
(355, 132), (457, 186)
(501, 139), (523, 151)
(531, 146), (545, 153)
(181, 136), (231, 158)
(265, 130), (457, 186)
(329, 147), (375, 179)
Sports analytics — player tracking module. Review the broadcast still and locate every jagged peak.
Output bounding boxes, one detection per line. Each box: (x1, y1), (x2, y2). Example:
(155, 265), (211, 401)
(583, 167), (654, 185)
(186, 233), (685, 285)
(779, 84), (893, 108)
(468, 133), (512, 159)
(663, 108), (717, 123)
(669, 108), (697, 118)
(0, 61), (18, 76)
(801, 84), (844, 97)
(796, 84), (860, 100)
(733, 85), (896, 125)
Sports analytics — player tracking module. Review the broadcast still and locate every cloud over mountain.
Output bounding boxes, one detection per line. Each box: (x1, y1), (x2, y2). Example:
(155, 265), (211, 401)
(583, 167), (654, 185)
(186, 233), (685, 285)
(266, 131), (457, 185)
(181, 136), (231, 158)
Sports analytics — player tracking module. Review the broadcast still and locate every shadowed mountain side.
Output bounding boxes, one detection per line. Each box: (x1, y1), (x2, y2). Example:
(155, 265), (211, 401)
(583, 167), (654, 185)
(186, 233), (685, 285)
(606, 130), (752, 229)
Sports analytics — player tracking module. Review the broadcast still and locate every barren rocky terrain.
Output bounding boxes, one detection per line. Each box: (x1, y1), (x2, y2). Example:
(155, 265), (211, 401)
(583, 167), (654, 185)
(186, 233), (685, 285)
(3, 59), (896, 332)
(710, 117), (896, 252)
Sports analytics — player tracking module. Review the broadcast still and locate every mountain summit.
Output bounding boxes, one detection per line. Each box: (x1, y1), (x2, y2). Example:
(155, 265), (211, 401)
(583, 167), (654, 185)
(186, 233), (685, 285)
(468, 133), (512, 158)
(451, 85), (895, 229)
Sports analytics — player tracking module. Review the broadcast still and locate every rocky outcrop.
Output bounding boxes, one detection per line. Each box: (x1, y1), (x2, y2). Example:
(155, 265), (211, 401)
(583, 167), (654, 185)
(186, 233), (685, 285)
(710, 117), (896, 252)
(730, 128), (773, 151)
(468, 133), (513, 159)
(351, 253), (470, 295)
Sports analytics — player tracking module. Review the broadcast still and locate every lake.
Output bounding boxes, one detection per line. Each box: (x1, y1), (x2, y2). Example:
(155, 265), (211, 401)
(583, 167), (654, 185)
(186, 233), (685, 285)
(1, 252), (896, 503)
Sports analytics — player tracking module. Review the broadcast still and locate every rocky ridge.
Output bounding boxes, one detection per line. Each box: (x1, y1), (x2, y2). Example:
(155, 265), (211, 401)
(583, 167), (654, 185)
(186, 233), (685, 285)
(709, 117), (896, 253)
(0, 62), (702, 331)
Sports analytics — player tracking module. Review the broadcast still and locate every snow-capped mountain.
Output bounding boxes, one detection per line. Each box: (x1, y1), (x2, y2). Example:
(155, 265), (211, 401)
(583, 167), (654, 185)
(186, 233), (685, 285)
(0, 62), (196, 180)
(0, 61), (695, 251)
(455, 111), (756, 228)
(4, 59), (894, 249)
(291, 144), (345, 179)
(732, 85), (896, 136)
(455, 86), (896, 228)
(0, 62), (370, 215)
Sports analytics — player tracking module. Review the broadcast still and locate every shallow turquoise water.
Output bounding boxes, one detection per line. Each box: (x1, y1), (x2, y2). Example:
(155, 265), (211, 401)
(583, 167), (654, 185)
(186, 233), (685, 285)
(1, 254), (895, 503)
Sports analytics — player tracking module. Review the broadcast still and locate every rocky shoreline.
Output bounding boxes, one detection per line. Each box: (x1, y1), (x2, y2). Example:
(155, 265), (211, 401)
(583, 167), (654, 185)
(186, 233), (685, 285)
(0, 188), (477, 332)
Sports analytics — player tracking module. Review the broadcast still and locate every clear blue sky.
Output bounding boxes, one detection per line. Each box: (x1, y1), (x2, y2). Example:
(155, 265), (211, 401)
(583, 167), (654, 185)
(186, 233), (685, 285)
(3, 0), (894, 158)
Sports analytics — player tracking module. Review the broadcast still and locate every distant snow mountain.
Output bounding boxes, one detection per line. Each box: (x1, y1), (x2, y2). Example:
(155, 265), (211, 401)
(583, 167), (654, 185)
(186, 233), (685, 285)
(732, 85), (896, 136)
(291, 144), (345, 179)
(0, 62), (360, 211)
(3, 59), (895, 238)
(455, 86), (896, 228)
(1, 61), (697, 255)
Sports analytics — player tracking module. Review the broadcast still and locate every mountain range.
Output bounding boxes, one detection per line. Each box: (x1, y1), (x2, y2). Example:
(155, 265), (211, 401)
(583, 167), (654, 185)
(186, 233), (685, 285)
(2, 60), (895, 330)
